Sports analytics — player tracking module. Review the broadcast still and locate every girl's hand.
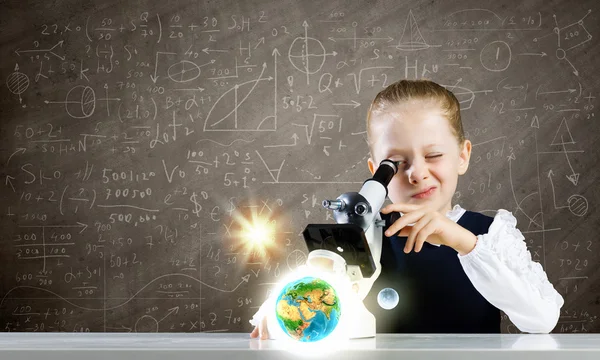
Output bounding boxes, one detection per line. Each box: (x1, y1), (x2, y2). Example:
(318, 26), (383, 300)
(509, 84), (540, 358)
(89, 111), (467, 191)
(381, 203), (477, 255)
(250, 315), (269, 340)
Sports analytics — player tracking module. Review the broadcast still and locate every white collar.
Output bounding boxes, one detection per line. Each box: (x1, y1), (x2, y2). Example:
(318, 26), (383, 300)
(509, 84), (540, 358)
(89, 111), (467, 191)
(446, 204), (466, 223)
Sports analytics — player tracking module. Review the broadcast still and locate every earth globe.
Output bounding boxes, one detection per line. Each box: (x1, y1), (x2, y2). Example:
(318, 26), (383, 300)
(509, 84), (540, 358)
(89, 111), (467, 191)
(275, 276), (341, 342)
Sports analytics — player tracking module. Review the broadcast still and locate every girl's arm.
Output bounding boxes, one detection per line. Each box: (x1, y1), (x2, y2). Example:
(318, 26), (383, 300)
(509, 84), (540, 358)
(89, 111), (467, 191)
(458, 209), (565, 333)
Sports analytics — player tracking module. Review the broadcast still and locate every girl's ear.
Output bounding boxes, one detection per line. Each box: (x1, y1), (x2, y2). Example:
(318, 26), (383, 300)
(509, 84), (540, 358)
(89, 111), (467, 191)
(458, 140), (472, 175)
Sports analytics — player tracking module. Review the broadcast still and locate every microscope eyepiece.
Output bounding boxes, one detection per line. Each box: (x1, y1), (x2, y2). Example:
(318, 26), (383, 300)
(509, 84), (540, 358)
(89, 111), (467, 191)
(323, 199), (345, 211)
(371, 159), (398, 187)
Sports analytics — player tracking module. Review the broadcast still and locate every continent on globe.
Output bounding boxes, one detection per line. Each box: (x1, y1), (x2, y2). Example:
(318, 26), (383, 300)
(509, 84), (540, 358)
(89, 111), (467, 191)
(275, 276), (341, 342)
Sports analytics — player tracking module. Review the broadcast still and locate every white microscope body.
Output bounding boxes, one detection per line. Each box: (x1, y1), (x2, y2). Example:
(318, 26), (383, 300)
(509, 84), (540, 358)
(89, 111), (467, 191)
(302, 159), (399, 339)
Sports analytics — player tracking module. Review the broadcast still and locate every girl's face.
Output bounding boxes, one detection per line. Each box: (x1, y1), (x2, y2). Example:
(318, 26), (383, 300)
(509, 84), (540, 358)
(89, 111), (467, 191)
(367, 99), (472, 214)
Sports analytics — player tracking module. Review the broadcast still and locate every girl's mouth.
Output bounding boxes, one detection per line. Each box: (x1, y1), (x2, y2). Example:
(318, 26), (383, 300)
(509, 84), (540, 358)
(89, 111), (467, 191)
(412, 187), (436, 199)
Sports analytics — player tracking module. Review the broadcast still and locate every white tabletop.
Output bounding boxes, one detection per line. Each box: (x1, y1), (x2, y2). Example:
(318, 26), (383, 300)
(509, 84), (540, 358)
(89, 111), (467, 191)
(1, 333), (599, 360)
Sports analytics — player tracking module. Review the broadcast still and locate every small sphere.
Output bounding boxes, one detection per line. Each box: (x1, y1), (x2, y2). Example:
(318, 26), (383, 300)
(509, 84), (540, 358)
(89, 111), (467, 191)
(377, 287), (399, 310)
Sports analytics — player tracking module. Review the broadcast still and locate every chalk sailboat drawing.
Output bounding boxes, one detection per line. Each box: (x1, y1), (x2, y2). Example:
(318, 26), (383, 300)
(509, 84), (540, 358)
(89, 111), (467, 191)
(393, 10), (432, 51)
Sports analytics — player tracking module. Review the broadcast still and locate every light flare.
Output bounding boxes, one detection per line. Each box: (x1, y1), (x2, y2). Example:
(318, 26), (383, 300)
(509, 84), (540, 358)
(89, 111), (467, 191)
(231, 205), (280, 263)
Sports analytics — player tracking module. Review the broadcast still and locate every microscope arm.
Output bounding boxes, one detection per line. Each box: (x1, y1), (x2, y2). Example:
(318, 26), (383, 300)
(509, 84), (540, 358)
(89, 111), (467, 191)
(321, 159), (398, 300)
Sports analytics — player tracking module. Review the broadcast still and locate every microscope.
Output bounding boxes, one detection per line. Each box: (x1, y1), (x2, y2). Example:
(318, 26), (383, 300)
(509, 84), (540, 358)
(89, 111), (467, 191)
(301, 159), (399, 339)
(249, 159), (398, 340)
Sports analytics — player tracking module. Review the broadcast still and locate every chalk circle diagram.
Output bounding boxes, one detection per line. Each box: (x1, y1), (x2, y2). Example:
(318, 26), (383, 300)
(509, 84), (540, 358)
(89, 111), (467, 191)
(203, 62), (275, 132)
(286, 249), (308, 271)
(288, 37), (326, 75)
(480, 41), (512, 72)
(44, 85), (96, 118)
(288, 21), (336, 84)
(6, 65), (29, 104)
(567, 195), (588, 217)
(168, 60), (202, 83)
(135, 315), (160, 332)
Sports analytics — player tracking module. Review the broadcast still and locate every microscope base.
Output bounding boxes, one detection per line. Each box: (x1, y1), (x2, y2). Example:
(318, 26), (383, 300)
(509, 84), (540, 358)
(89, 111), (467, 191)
(346, 298), (377, 339)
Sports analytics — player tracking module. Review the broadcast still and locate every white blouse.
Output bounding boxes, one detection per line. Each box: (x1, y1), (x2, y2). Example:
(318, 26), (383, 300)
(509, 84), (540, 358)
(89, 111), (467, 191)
(250, 205), (565, 334)
(453, 204), (565, 333)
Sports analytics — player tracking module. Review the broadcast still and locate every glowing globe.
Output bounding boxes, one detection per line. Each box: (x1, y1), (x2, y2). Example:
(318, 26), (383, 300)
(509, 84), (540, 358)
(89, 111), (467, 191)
(275, 276), (341, 342)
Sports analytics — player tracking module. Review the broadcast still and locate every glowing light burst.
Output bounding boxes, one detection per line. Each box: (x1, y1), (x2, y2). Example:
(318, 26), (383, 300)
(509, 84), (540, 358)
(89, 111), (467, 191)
(245, 218), (275, 246)
(231, 206), (279, 262)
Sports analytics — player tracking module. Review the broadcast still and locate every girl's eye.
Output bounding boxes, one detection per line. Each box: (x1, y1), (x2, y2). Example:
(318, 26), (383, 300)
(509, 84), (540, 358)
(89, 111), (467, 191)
(427, 154), (442, 158)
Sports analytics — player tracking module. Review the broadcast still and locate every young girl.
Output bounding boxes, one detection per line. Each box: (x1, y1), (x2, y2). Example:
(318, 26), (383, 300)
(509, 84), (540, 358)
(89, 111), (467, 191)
(250, 79), (564, 338)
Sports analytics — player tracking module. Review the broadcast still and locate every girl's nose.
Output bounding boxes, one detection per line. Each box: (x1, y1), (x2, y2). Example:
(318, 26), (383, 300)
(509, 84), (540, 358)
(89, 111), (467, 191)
(407, 160), (428, 184)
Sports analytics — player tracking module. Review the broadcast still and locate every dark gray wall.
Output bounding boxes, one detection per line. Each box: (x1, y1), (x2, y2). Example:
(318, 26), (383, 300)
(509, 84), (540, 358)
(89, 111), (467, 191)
(1, 0), (598, 333)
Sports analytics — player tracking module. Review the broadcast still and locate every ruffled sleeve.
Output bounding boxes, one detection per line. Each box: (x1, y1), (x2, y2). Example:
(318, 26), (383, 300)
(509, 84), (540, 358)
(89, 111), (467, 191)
(458, 209), (565, 333)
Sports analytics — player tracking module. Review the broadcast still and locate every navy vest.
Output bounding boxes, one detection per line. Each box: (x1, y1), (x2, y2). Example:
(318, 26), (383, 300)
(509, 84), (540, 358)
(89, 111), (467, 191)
(363, 210), (500, 333)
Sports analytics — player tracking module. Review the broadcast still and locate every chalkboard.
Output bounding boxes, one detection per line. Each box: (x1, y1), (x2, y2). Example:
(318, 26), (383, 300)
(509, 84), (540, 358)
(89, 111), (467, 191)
(1, 0), (598, 334)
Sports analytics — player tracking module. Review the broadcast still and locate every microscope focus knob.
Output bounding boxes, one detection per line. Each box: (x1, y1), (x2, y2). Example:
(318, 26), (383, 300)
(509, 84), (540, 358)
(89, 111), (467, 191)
(354, 202), (369, 216)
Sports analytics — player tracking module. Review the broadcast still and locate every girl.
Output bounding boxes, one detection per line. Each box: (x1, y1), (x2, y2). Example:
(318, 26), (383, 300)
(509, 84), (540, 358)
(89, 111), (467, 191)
(250, 79), (564, 338)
